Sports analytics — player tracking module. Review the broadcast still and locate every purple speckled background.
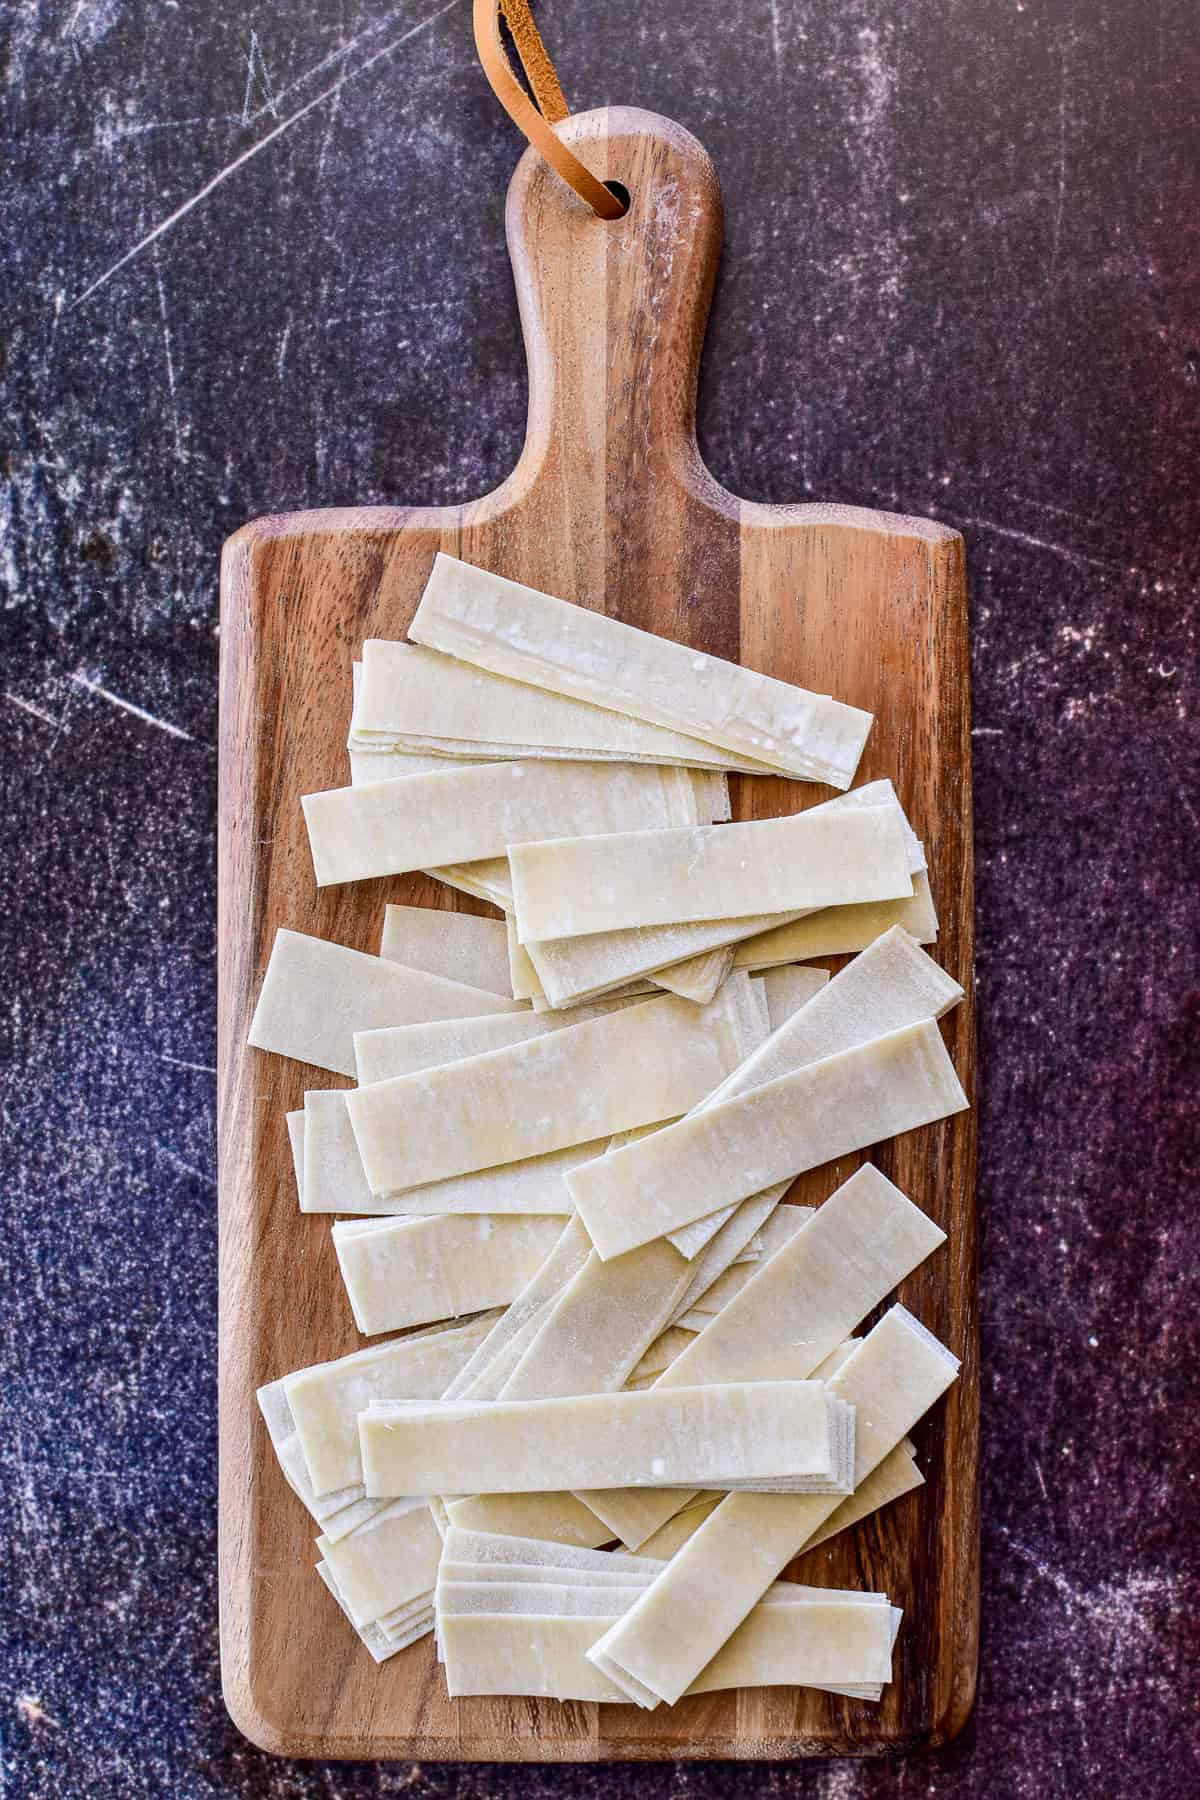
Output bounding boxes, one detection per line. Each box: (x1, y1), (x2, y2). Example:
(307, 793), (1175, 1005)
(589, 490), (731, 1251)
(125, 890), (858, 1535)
(2, 1), (1197, 1795)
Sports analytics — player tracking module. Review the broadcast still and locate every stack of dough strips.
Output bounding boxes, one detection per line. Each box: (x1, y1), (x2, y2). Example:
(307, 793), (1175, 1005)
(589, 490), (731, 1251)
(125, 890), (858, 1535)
(248, 552), (967, 1705)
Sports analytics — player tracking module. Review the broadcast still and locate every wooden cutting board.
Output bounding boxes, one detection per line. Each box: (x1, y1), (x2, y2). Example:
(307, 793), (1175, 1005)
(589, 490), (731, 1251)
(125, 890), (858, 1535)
(217, 105), (977, 1762)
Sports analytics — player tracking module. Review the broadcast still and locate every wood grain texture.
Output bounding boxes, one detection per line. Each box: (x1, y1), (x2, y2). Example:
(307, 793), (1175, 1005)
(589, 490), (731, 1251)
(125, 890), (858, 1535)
(217, 106), (976, 1762)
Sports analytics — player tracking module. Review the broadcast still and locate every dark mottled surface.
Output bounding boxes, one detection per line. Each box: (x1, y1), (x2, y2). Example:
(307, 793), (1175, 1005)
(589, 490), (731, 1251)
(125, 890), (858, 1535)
(2, 0), (1197, 1794)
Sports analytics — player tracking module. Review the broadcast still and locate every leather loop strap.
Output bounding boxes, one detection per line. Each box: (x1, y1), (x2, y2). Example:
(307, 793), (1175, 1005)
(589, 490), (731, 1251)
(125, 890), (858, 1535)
(474, 0), (626, 219)
(498, 0), (568, 122)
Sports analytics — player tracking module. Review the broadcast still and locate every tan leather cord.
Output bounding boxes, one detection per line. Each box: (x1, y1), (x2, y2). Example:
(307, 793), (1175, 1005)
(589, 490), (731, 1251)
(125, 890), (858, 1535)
(498, 0), (569, 122)
(474, 0), (626, 219)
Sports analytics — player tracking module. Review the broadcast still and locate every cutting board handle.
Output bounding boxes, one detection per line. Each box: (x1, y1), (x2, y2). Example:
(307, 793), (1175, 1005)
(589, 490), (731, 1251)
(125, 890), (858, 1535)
(502, 106), (724, 498)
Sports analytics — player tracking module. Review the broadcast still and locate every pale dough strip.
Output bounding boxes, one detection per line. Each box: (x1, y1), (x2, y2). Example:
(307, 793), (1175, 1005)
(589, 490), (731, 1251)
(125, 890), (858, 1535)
(490, 986), (773, 1412)
(525, 910), (788, 1009)
(757, 965), (831, 1029)
(247, 928), (523, 1078)
(441, 1582), (657, 1618)
(430, 1392), (851, 1536)
(565, 1213), (815, 1549)
(499, 1235), (693, 1401)
(428, 856), (515, 910)
(519, 778), (921, 1005)
(408, 552), (872, 786)
(302, 759), (699, 887)
(379, 1590), (437, 1635)
(580, 1485), (702, 1551)
(505, 913), (659, 1006)
(735, 870), (939, 969)
(451, 1231), (692, 1543)
(592, 1215), (812, 1547)
(379, 903), (513, 996)
(329, 988), (648, 1217)
(587, 1304), (959, 1706)
(429, 752), (741, 928)
(628, 1498), (721, 1558)
(301, 1089), (375, 1214)
(359, 1382), (841, 1497)
(305, 1085), (607, 1217)
(626, 1325), (702, 1385)
(483, 1386), (853, 1510)
(439, 1572), (893, 1625)
(303, 1079), (601, 1218)
(349, 716), (484, 779)
(623, 1440), (924, 1560)
(656, 1165), (946, 1391)
(351, 745), (473, 783)
(448, 1309), (548, 1399)
(439, 1527), (649, 1574)
(441, 1216), (593, 1401)
(257, 1371), (388, 1541)
(671, 1188), (784, 1316)
(346, 977), (762, 1196)
(439, 1562), (653, 1589)
(353, 1000), (638, 1086)
(357, 640), (768, 770)
(513, 909), (734, 1010)
(690, 1594), (896, 1698)
(801, 1441), (925, 1554)
(431, 1533), (892, 1665)
(666, 923), (960, 1256)
(348, 658), (473, 770)
(333, 1213), (566, 1336)
(316, 1561), (432, 1663)
(285, 1109), (305, 1204)
(672, 1203), (813, 1324)
(648, 945), (734, 1004)
(569, 1017), (969, 1260)
(256, 1321), (500, 1538)
(510, 806), (913, 943)
(442, 1493), (613, 1549)
(507, 770), (741, 1008)
(439, 1594), (894, 1702)
(283, 1313), (499, 1496)
(690, 770), (732, 823)
(438, 1564), (892, 1612)
(317, 1497), (442, 1627)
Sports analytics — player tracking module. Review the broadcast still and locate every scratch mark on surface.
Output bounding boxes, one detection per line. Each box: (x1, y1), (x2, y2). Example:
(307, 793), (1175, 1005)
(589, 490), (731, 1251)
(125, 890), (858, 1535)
(112, 114), (221, 139)
(324, 296), (453, 328)
(1052, 45), (1068, 270)
(16, 1695), (60, 1730)
(46, 683), (77, 768)
(317, 81), (344, 180)
(153, 256), (186, 462)
(70, 0), (464, 309)
(947, 514), (1119, 574)
(276, 318), (292, 382)
(241, 4), (412, 126)
(158, 1054), (218, 1075)
(5, 692), (60, 728)
(1001, 647), (1050, 683)
(68, 672), (193, 741)
(768, 1), (783, 82)
(155, 1142), (215, 1186)
(1010, 492), (1096, 533)
(241, 29), (279, 125)
(1001, 1528), (1178, 1643)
